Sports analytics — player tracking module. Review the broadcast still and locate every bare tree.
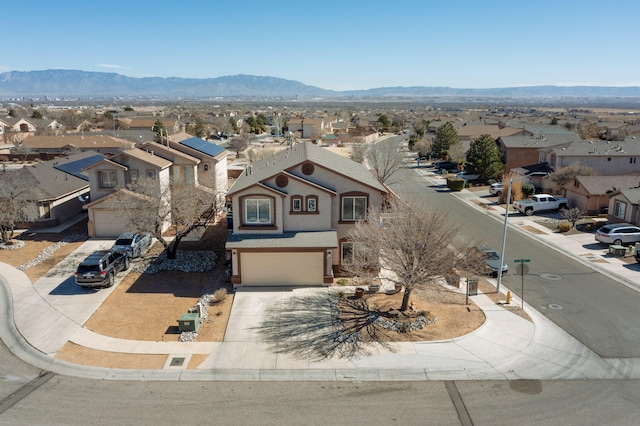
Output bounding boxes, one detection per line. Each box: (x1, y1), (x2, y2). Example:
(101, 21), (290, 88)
(227, 136), (249, 156)
(365, 140), (404, 185)
(349, 141), (368, 163)
(0, 169), (37, 242)
(550, 163), (597, 185)
(561, 207), (586, 228)
(344, 198), (480, 311)
(114, 173), (222, 259)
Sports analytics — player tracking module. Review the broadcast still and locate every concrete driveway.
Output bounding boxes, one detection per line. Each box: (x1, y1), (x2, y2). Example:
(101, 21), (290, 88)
(10, 238), (120, 355)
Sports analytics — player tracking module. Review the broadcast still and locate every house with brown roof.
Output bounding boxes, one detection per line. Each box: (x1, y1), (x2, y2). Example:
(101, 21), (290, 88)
(606, 187), (640, 225)
(225, 141), (387, 287)
(497, 133), (580, 173)
(561, 175), (640, 215)
(546, 137), (640, 176)
(0, 151), (105, 228)
(84, 148), (172, 237)
(17, 134), (135, 158)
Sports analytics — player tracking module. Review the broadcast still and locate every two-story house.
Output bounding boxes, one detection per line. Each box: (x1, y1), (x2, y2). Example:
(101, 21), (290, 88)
(83, 148), (172, 237)
(225, 141), (387, 287)
(546, 137), (640, 176)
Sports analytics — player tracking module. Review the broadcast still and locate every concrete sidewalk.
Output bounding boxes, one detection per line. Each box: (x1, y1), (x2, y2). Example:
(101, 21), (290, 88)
(2, 172), (640, 380)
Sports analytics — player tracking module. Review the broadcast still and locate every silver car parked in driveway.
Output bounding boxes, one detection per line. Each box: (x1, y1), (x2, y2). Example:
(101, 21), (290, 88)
(110, 232), (152, 258)
(595, 223), (640, 246)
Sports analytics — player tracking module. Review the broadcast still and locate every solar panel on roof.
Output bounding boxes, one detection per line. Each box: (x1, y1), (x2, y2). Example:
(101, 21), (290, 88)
(179, 137), (224, 157)
(54, 154), (105, 181)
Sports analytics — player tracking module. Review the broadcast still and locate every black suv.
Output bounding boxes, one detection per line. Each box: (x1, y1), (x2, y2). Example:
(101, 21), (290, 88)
(74, 250), (129, 288)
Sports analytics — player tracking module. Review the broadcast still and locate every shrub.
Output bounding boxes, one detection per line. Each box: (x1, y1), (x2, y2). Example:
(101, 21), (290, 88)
(335, 290), (346, 299)
(446, 177), (465, 192)
(212, 288), (227, 304)
(336, 278), (349, 286)
(557, 222), (571, 233)
(522, 183), (536, 198)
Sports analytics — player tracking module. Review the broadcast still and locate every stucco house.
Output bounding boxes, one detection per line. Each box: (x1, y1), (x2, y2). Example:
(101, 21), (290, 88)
(606, 187), (640, 225)
(225, 141), (388, 287)
(84, 148), (172, 237)
(545, 137), (640, 176)
(83, 137), (229, 238)
(1, 151), (105, 228)
(561, 175), (640, 215)
(496, 133), (580, 173)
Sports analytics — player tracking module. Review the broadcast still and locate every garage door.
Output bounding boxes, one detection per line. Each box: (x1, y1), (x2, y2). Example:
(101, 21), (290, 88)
(241, 252), (323, 286)
(92, 210), (127, 238)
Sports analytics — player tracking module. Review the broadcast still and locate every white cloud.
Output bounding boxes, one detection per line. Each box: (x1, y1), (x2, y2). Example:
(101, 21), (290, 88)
(97, 63), (130, 70)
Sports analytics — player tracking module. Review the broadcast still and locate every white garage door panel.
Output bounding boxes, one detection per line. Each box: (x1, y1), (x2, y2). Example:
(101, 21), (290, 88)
(241, 252), (323, 286)
(93, 210), (127, 238)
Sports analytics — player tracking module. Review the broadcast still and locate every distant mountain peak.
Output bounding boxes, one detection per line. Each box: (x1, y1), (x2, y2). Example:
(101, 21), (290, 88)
(1, 69), (639, 99)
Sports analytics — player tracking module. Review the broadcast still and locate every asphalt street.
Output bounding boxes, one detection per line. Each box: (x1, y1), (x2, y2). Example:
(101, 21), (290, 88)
(387, 152), (640, 359)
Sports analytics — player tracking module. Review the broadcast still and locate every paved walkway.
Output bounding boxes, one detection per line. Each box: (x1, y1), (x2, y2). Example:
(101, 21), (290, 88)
(2, 175), (640, 381)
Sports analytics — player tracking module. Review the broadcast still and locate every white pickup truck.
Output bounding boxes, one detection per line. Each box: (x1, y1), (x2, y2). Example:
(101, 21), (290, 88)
(513, 194), (569, 216)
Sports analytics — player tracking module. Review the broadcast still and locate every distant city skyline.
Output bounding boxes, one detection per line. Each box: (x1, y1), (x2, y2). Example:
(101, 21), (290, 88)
(4, 0), (640, 91)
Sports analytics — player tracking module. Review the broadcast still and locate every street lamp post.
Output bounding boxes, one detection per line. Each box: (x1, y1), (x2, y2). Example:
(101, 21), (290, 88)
(496, 175), (528, 294)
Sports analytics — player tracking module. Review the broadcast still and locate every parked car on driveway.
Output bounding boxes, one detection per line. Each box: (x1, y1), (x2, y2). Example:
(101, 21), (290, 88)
(455, 171), (480, 181)
(489, 182), (504, 195)
(595, 223), (640, 246)
(75, 250), (129, 288)
(432, 160), (458, 171)
(473, 246), (508, 277)
(111, 232), (152, 258)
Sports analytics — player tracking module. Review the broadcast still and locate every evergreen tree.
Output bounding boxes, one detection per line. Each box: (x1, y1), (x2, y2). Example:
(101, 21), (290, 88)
(431, 122), (459, 158)
(152, 119), (166, 142)
(465, 134), (503, 181)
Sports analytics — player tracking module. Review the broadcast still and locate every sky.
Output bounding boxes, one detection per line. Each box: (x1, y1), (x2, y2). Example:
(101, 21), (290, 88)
(4, 0), (640, 91)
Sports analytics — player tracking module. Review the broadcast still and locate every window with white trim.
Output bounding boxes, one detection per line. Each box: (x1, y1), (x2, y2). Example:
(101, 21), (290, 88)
(245, 199), (271, 224)
(292, 197), (302, 212)
(613, 200), (626, 220)
(342, 196), (367, 221)
(307, 197), (317, 212)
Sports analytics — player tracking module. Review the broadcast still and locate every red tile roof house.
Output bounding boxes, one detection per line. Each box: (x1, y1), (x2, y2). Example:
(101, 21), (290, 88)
(225, 141), (388, 287)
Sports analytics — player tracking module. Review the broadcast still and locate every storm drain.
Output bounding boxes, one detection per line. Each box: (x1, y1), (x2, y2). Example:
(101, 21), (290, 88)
(548, 304), (564, 310)
(170, 357), (185, 367)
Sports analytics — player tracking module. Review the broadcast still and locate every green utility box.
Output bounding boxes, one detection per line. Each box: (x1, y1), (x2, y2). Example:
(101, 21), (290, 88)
(178, 313), (200, 332)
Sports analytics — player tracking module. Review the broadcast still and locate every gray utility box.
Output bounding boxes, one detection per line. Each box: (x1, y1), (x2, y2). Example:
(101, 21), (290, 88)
(178, 313), (200, 332)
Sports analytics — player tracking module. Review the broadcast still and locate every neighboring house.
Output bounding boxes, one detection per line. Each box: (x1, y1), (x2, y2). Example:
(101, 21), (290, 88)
(17, 134), (135, 158)
(225, 141), (388, 287)
(497, 133), (580, 173)
(561, 175), (640, 215)
(167, 137), (229, 196)
(302, 118), (328, 139)
(453, 123), (526, 142)
(31, 118), (65, 133)
(83, 138), (228, 238)
(5, 151), (105, 228)
(287, 118), (304, 138)
(607, 187), (640, 225)
(127, 117), (185, 135)
(84, 148), (172, 237)
(1, 117), (37, 133)
(546, 137), (640, 176)
(139, 141), (200, 185)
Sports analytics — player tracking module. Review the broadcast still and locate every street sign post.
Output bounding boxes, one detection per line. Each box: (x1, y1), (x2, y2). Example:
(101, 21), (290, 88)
(514, 259), (530, 309)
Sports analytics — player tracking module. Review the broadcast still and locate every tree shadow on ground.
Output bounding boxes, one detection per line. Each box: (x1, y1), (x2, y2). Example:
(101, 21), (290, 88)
(253, 291), (396, 361)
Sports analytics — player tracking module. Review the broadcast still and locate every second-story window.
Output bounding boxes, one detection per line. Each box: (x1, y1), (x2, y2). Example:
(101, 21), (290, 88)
(292, 197), (302, 212)
(342, 195), (367, 221)
(307, 197), (317, 212)
(98, 170), (116, 189)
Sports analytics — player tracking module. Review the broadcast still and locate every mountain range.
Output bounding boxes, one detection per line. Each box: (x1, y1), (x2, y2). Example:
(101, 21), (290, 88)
(1, 69), (640, 99)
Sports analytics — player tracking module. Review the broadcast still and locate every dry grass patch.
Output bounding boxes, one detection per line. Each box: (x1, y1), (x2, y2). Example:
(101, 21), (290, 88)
(56, 342), (167, 369)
